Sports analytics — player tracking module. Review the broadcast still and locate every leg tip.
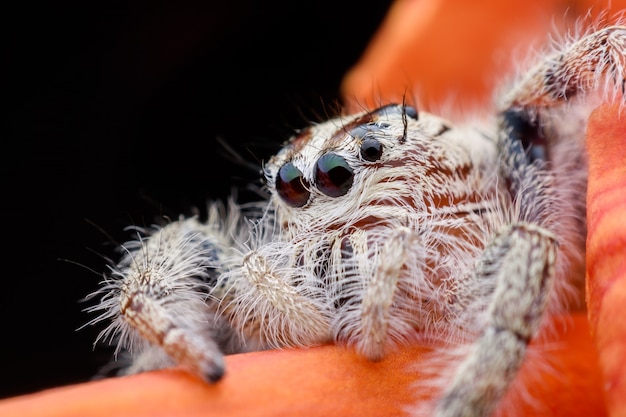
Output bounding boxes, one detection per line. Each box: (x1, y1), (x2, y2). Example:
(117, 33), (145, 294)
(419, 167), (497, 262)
(205, 365), (225, 383)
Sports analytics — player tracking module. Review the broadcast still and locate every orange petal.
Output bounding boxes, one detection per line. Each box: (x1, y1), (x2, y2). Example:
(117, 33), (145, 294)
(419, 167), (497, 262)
(0, 313), (606, 417)
(340, 0), (559, 110)
(585, 103), (626, 417)
(341, 0), (626, 111)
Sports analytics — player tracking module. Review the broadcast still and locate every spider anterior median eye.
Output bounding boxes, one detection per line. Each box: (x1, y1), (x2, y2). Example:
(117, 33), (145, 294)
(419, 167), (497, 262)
(360, 137), (383, 161)
(315, 153), (354, 197)
(276, 162), (310, 207)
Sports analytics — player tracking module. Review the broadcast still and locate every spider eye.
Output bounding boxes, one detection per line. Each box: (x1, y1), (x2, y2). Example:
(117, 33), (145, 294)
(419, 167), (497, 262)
(360, 137), (383, 161)
(372, 104), (419, 120)
(403, 105), (418, 120)
(349, 125), (371, 140)
(276, 162), (310, 207)
(315, 153), (354, 197)
(348, 124), (385, 162)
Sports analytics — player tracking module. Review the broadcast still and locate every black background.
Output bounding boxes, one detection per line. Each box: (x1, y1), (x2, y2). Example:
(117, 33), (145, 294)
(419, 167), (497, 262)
(4, 1), (392, 399)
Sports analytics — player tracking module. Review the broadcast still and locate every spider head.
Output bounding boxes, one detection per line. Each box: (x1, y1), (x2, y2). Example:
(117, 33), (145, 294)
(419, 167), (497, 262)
(263, 103), (471, 234)
(265, 104), (416, 206)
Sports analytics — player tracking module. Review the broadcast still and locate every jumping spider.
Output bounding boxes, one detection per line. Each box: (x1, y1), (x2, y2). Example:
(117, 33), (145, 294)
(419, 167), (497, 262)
(86, 21), (625, 417)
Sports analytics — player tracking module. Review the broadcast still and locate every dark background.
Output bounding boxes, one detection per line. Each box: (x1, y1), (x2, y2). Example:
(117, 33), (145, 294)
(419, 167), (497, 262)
(3, 1), (392, 399)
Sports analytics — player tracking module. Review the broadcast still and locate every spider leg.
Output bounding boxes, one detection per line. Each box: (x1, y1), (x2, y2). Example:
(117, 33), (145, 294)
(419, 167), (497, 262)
(118, 276), (226, 382)
(433, 91), (561, 416)
(434, 223), (557, 417)
(90, 205), (246, 382)
(222, 241), (331, 348)
(501, 25), (625, 110)
(358, 227), (416, 360)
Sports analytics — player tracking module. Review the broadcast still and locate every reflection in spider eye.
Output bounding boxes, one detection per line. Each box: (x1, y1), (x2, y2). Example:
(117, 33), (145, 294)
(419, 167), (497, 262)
(276, 162), (310, 207)
(315, 153), (354, 197)
(360, 137), (383, 161)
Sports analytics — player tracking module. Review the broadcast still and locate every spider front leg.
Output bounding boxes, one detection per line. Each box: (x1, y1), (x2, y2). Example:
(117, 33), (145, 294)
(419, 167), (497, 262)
(89, 203), (251, 382)
(357, 227), (418, 361)
(435, 223), (557, 417)
(327, 224), (430, 362)
(435, 77), (563, 416)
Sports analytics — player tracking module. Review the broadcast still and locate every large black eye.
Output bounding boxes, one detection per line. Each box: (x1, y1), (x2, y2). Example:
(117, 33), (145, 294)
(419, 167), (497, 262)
(360, 137), (383, 161)
(315, 153), (354, 197)
(276, 162), (310, 207)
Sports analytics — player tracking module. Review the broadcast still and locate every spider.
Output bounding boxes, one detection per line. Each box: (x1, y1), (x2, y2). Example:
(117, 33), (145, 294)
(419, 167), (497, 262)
(86, 21), (625, 417)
